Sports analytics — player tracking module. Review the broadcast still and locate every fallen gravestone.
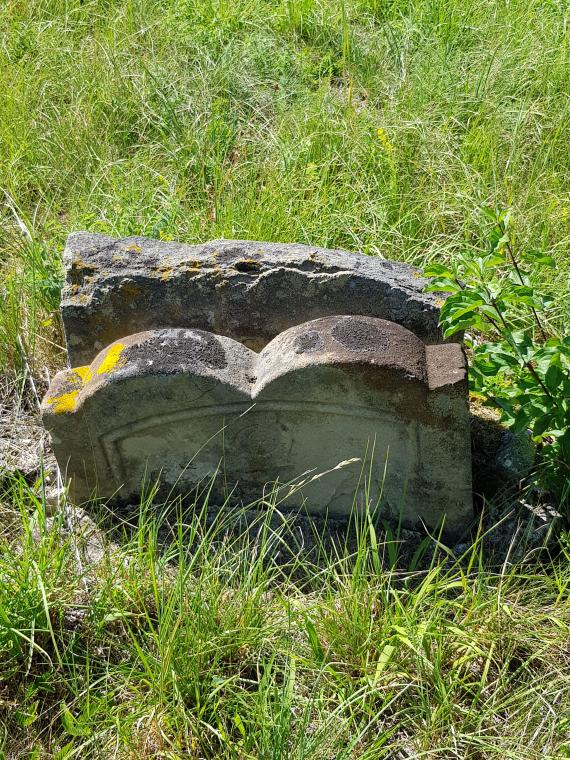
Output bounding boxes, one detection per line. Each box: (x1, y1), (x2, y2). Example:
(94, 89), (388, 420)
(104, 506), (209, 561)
(62, 232), (446, 365)
(42, 316), (472, 538)
(41, 234), (474, 540)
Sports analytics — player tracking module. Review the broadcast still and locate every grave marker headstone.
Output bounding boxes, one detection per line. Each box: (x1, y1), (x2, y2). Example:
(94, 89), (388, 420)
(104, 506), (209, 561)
(42, 310), (472, 537)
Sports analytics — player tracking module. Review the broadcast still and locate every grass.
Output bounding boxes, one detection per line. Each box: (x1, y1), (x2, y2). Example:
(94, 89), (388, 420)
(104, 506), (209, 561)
(1, 476), (569, 759)
(1, 0), (570, 371)
(1, 0), (570, 756)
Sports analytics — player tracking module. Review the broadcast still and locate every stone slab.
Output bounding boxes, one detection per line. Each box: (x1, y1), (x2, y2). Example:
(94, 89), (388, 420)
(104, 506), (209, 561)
(62, 232), (447, 365)
(42, 316), (472, 538)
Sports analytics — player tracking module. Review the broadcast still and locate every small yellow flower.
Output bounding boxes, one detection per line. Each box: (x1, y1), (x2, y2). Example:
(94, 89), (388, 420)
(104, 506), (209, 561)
(376, 127), (393, 154)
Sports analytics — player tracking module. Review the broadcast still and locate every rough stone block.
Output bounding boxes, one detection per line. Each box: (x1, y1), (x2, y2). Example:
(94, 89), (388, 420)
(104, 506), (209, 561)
(62, 232), (447, 365)
(42, 316), (472, 538)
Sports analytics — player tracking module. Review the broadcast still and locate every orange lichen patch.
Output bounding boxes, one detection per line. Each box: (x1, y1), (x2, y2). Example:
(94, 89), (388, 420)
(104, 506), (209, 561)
(96, 342), (126, 375)
(46, 389), (79, 414)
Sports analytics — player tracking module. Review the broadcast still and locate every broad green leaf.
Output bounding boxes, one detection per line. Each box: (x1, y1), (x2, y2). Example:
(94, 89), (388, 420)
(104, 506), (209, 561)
(545, 365), (563, 392)
(423, 263), (453, 278)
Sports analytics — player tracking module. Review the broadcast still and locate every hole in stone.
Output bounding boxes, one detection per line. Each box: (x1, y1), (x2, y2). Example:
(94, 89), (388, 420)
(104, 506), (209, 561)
(234, 259), (262, 273)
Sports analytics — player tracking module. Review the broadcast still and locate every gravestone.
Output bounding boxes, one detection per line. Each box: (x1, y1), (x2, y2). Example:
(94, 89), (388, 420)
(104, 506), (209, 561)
(62, 232), (446, 365)
(42, 315), (472, 538)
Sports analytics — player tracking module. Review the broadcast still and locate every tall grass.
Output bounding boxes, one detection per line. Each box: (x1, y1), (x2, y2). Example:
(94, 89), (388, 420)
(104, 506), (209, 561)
(1, 474), (569, 758)
(1, 3), (569, 755)
(1, 0), (569, 372)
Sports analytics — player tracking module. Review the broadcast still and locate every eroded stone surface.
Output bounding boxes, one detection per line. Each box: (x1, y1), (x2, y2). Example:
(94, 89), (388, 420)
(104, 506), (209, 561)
(62, 232), (447, 365)
(42, 317), (472, 538)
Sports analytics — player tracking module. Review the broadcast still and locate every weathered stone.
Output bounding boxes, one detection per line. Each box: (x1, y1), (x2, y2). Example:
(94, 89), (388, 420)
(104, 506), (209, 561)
(41, 316), (472, 538)
(62, 232), (447, 366)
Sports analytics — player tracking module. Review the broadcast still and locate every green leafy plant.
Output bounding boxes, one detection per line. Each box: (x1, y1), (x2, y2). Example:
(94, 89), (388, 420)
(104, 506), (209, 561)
(424, 209), (570, 511)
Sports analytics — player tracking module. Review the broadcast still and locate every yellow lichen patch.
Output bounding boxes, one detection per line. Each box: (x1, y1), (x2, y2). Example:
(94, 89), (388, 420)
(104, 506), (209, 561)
(126, 244), (142, 253)
(97, 342), (126, 375)
(119, 280), (141, 301)
(181, 266), (201, 277)
(72, 256), (98, 273)
(181, 260), (202, 272)
(72, 365), (93, 385)
(47, 389), (79, 414)
(155, 256), (174, 281)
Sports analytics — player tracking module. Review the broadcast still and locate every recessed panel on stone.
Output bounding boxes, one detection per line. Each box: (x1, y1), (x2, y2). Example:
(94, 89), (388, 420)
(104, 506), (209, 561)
(42, 316), (472, 538)
(62, 232), (447, 365)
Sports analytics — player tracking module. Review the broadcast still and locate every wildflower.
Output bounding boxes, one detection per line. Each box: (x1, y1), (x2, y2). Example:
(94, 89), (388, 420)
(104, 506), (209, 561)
(376, 127), (393, 154)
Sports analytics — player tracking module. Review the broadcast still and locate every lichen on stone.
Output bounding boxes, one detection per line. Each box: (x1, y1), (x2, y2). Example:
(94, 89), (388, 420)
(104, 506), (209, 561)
(73, 365), (93, 385)
(72, 256), (98, 273)
(96, 342), (126, 375)
(46, 389), (79, 414)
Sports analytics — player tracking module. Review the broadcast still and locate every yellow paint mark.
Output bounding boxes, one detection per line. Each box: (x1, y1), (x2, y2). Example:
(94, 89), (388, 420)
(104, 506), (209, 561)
(47, 389), (79, 414)
(97, 342), (126, 375)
